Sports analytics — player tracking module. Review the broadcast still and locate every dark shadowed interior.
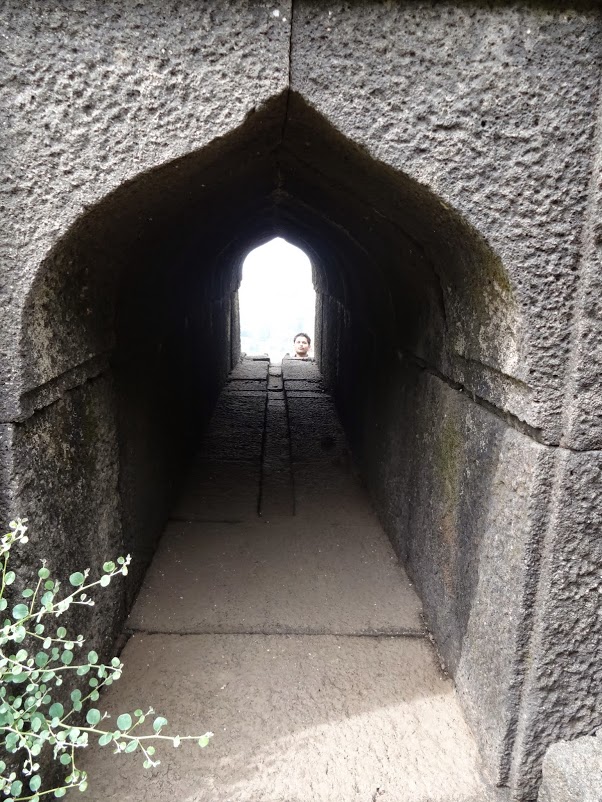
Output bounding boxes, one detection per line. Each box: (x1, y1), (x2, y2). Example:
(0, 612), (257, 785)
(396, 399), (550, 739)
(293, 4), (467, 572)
(16, 91), (523, 781)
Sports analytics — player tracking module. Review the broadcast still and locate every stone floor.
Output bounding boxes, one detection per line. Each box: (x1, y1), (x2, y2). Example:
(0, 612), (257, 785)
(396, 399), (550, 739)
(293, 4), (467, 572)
(76, 358), (494, 802)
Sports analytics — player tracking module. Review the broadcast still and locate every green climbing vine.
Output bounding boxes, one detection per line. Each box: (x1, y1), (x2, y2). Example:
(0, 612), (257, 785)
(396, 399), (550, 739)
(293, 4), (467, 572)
(0, 519), (213, 800)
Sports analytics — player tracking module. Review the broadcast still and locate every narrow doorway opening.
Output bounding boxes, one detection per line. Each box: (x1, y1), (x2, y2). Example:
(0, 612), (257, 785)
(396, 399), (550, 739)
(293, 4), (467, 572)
(238, 237), (315, 362)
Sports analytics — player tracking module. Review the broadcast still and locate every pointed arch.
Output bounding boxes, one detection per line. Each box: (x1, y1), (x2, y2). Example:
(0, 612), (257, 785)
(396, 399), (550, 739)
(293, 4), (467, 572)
(11, 91), (528, 784)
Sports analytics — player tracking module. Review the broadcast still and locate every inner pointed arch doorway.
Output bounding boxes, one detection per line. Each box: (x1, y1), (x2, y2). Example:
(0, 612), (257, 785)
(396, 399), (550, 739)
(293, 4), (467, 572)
(238, 237), (316, 362)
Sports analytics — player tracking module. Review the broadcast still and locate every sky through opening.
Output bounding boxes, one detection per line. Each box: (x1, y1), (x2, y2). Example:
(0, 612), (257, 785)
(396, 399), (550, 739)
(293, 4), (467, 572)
(239, 237), (315, 361)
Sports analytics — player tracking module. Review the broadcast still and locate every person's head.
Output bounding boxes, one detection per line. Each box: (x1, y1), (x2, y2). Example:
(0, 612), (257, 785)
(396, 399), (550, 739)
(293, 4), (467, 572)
(293, 332), (311, 358)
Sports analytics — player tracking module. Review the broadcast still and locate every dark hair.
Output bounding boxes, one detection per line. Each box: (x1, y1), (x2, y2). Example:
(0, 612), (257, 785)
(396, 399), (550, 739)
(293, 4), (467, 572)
(293, 332), (311, 346)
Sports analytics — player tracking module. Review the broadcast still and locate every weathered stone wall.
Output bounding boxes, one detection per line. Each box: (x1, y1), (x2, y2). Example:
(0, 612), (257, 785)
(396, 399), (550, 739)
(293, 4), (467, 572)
(538, 734), (602, 802)
(0, 3), (601, 801)
(0, 0), (290, 651)
(299, 5), (602, 798)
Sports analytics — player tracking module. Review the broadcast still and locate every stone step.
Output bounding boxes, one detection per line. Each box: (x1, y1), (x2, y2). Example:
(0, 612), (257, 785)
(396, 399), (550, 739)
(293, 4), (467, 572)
(127, 519), (423, 636)
(77, 633), (492, 802)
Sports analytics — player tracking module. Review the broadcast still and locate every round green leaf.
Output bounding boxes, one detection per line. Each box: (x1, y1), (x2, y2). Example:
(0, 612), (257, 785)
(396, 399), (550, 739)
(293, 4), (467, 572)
(56, 626), (67, 639)
(54, 788), (66, 798)
(61, 650), (74, 665)
(59, 753), (71, 765)
(125, 739), (138, 753)
(153, 716), (168, 732)
(99, 575), (111, 587)
(35, 652), (49, 668)
(69, 572), (85, 587)
(22, 588), (34, 598)
(14, 625), (26, 642)
(116, 713), (132, 731)
(87, 651), (98, 664)
(86, 708), (101, 726)
(29, 775), (42, 792)
(103, 561), (116, 573)
(38, 567), (50, 580)
(12, 603), (29, 621)
(98, 732), (112, 746)
(49, 702), (64, 718)
(68, 727), (81, 742)
(5, 570), (16, 585)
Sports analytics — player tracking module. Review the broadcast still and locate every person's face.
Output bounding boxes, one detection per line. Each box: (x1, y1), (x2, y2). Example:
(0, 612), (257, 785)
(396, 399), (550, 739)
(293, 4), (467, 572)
(294, 336), (310, 357)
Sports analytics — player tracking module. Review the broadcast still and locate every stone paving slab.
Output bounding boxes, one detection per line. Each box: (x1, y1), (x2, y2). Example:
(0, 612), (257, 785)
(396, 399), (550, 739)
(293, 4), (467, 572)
(287, 390), (330, 398)
(230, 360), (269, 380)
(127, 519), (423, 635)
(281, 359), (322, 381)
(224, 379), (267, 391)
(261, 390), (294, 517)
(172, 461), (259, 521)
(284, 379), (326, 392)
(218, 389), (265, 396)
(287, 396), (347, 463)
(268, 373), (284, 390)
(76, 633), (491, 802)
(292, 464), (381, 525)
(200, 393), (265, 462)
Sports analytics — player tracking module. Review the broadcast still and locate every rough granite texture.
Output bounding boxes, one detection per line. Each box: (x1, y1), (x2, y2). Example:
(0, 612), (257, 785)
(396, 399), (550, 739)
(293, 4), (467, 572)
(6, 377), (124, 656)
(509, 450), (602, 799)
(538, 735), (602, 802)
(0, 0), (291, 416)
(292, 1), (602, 445)
(0, 3), (601, 801)
(78, 634), (494, 802)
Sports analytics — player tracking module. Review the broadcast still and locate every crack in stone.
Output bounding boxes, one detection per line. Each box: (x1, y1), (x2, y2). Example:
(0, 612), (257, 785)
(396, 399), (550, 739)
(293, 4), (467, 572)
(125, 627), (428, 638)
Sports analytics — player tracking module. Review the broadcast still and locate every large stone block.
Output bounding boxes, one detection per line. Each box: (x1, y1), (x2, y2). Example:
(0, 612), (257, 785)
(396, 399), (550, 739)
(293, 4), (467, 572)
(538, 735), (602, 802)
(292, 1), (602, 442)
(0, 0), (291, 416)
(6, 375), (123, 655)
(350, 352), (553, 784)
(510, 450), (602, 798)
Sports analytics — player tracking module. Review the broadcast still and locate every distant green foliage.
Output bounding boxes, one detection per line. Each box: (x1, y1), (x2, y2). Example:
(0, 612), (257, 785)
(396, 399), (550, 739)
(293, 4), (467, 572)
(0, 519), (213, 800)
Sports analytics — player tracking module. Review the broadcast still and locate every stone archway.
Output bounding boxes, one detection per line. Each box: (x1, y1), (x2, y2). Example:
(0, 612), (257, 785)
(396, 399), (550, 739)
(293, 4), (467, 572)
(9, 92), (531, 787)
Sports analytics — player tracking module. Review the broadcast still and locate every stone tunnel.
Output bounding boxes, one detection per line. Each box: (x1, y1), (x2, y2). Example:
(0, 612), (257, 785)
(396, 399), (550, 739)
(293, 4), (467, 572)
(1, 3), (601, 801)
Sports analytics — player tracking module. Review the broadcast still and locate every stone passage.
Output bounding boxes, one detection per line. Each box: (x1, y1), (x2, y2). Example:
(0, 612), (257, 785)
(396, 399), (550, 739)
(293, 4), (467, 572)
(78, 358), (493, 802)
